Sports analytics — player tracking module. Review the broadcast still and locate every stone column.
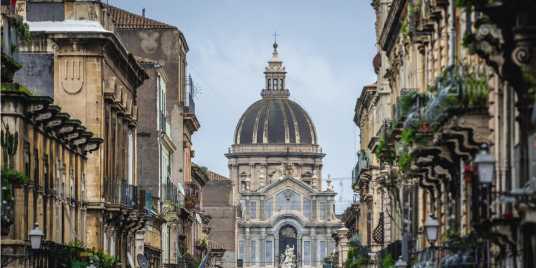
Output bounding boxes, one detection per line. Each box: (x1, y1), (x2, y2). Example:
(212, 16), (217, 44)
(135, 230), (145, 267)
(260, 228), (266, 266)
(245, 228), (250, 267)
(311, 228), (317, 266)
(336, 228), (349, 268)
(250, 163), (255, 190)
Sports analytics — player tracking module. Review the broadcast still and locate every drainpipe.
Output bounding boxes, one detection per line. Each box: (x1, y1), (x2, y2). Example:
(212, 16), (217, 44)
(448, 0), (456, 65)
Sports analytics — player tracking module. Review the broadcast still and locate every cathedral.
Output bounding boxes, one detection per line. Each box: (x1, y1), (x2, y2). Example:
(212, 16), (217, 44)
(226, 42), (342, 268)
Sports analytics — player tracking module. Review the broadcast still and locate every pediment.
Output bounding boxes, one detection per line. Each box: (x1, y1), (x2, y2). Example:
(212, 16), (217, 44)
(259, 176), (316, 195)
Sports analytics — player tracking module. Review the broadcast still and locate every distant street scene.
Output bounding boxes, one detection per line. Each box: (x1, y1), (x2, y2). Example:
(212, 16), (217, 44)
(1, 1), (536, 268)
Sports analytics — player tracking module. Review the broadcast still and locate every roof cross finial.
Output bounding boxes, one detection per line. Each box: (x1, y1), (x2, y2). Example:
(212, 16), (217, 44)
(273, 32), (279, 51)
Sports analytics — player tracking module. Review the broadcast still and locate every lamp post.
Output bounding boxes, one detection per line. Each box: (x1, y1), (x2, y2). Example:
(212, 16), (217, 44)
(474, 144), (495, 185)
(28, 223), (44, 250)
(424, 215), (439, 265)
(424, 216), (439, 247)
(473, 144), (496, 268)
(395, 256), (407, 268)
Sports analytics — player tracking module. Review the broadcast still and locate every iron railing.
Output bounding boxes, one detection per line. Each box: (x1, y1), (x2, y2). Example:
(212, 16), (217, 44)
(185, 75), (196, 115)
(352, 150), (371, 185)
(184, 182), (200, 210)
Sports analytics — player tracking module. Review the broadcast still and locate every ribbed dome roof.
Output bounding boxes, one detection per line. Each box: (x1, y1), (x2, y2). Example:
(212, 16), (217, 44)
(234, 98), (317, 145)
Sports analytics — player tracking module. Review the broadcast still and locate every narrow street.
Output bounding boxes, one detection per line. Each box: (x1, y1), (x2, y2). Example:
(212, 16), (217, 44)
(1, 1), (536, 268)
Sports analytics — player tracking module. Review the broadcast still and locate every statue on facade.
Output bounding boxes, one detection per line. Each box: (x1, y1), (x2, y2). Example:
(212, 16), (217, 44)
(326, 174), (334, 192)
(280, 245), (296, 268)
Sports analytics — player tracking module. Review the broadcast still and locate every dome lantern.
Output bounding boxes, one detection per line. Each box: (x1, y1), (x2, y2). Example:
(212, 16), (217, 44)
(262, 40), (290, 98)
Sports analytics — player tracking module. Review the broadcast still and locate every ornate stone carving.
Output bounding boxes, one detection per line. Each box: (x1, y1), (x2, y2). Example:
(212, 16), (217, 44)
(60, 57), (84, 94)
(139, 32), (160, 54)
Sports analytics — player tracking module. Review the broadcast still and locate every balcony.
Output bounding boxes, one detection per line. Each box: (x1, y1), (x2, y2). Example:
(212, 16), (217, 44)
(162, 182), (178, 203)
(121, 182), (139, 209)
(352, 150), (371, 189)
(184, 75), (200, 133)
(184, 182), (200, 210)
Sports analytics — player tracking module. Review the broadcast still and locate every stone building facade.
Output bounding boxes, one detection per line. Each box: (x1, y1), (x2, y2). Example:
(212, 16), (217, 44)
(351, 1), (536, 267)
(227, 43), (342, 268)
(203, 171), (239, 268)
(0, 90), (102, 267)
(106, 5), (193, 266)
(7, 1), (148, 266)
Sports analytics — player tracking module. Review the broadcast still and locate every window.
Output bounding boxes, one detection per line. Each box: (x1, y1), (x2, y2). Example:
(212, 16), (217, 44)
(24, 142), (30, 176)
(239, 240), (245, 261)
(265, 240), (273, 265)
(319, 201), (328, 220)
(280, 79), (284, 89)
(161, 146), (171, 200)
(273, 79), (278, 90)
(304, 198), (312, 219)
(240, 199), (247, 219)
(319, 241), (327, 261)
(158, 74), (167, 132)
(264, 198), (272, 219)
(303, 241), (311, 265)
(127, 129), (134, 185)
(43, 154), (49, 192)
(251, 240), (256, 264)
(267, 79), (271, 89)
(33, 148), (39, 185)
(249, 201), (257, 219)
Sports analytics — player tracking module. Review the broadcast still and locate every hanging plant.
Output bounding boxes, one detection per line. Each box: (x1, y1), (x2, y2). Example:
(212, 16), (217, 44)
(398, 151), (413, 172)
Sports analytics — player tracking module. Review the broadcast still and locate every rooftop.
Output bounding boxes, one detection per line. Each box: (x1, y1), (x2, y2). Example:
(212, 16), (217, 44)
(106, 5), (176, 30)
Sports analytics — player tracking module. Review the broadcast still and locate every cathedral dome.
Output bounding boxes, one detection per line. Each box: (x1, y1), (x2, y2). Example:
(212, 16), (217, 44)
(233, 42), (318, 145)
(234, 98), (317, 145)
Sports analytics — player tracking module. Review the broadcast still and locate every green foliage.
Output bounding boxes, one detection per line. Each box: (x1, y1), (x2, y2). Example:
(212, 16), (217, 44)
(455, 0), (495, 8)
(381, 253), (395, 268)
(463, 72), (489, 108)
(1, 126), (19, 168)
(1, 83), (32, 95)
(2, 168), (29, 185)
(345, 243), (370, 268)
(398, 92), (418, 120)
(9, 16), (31, 44)
(398, 152), (413, 172)
(400, 128), (415, 145)
(375, 138), (395, 164)
(1, 53), (22, 83)
(89, 250), (119, 268)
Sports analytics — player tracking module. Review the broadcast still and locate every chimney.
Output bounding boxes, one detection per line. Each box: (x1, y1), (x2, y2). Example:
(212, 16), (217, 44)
(142, 8), (145, 17)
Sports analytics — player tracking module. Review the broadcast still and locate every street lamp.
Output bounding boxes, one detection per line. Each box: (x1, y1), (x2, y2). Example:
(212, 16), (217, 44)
(28, 223), (44, 250)
(424, 215), (439, 246)
(474, 144), (495, 185)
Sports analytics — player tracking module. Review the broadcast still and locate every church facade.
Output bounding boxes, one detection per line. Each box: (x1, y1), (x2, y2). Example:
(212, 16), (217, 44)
(226, 42), (342, 268)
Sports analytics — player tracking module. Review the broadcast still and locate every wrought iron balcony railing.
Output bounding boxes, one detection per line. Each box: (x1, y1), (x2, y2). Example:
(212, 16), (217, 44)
(184, 182), (200, 210)
(352, 150), (371, 186)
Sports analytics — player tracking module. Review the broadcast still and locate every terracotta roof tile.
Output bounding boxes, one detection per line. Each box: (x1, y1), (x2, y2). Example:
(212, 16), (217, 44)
(106, 5), (176, 30)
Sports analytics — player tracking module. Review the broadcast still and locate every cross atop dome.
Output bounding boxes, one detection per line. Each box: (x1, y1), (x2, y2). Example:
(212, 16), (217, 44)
(262, 37), (289, 98)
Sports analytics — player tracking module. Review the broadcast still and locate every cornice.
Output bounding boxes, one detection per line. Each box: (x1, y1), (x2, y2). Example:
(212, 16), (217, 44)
(379, 0), (407, 54)
(35, 31), (148, 89)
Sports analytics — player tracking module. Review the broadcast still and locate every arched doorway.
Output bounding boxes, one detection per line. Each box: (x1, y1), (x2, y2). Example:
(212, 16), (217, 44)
(278, 225), (298, 266)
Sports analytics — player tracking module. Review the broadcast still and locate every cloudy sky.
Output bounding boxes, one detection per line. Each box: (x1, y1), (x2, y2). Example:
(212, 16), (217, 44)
(112, 0), (377, 210)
